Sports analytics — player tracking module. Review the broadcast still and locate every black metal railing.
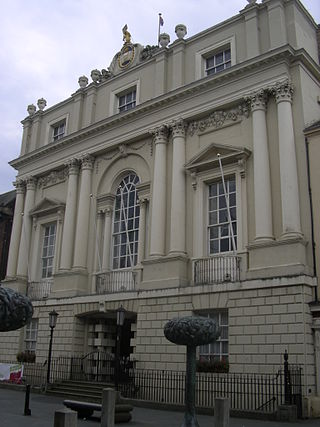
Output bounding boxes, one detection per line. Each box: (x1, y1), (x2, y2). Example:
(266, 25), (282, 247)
(193, 255), (240, 285)
(2, 353), (302, 417)
(118, 367), (302, 416)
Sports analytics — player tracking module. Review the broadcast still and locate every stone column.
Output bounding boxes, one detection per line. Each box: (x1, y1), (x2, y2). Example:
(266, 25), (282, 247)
(102, 207), (113, 271)
(149, 126), (168, 257)
(16, 177), (37, 278)
(6, 180), (25, 278)
(313, 323), (320, 395)
(169, 119), (186, 255)
(60, 159), (80, 271)
(248, 90), (274, 241)
(73, 154), (94, 270)
(60, 159), (79, 270)
(137, 197), (148, 265)
(272, 80), (302, 238)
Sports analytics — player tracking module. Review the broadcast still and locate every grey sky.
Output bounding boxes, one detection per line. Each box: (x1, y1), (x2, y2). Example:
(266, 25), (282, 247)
(0, 0), (319, 194)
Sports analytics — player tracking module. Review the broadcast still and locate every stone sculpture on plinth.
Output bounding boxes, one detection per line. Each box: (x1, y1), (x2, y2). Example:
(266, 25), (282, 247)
(164, 316), (220, 427)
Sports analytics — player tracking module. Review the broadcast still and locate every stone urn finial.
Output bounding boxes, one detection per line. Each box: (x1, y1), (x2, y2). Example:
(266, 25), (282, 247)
(90, 69), (101, 83)
(175, 24), (187, 40)
(164, 316), (220, 427)
(27, 104), (36, 116)
(78, 75), (88, 89)
(37, 98), (47, 111)
(159, 32), (170, 48)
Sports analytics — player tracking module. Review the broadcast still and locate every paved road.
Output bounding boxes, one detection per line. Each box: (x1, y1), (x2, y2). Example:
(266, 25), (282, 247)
(0, 387), (319, 426)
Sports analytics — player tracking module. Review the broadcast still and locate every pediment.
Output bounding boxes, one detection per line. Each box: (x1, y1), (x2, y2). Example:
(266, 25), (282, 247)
(185, 143), (251, 173)
(30, 198), (65, 217)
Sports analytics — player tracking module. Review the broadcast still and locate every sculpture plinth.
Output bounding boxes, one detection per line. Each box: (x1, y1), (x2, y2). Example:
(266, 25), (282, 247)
(164, 316), (220, 427)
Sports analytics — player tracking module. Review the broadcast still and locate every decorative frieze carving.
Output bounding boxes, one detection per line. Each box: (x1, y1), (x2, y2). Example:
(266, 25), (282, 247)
(270, 79), (294, 104)
(188, 103), (249, 136)
(37, 169), (68, 188)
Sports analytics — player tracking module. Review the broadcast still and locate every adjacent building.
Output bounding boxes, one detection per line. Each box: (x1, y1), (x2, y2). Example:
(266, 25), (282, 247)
(1, 0), (320, 406)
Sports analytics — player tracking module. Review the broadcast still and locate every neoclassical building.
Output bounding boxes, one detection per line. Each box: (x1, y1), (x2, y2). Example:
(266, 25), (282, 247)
(1, 0), (320, 403)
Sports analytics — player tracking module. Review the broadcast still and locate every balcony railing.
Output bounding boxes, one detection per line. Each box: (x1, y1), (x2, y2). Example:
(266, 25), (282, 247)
(193, 255), (240, 285)
(27, 280), (52, 300)
(96, 270), (136, 294)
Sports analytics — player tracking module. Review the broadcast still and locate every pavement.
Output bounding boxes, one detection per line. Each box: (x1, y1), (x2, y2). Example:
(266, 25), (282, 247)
(0, 387), (320, 427)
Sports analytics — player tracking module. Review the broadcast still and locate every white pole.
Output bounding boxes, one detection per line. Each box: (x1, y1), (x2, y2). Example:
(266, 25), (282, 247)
(217, 154), (236, 254)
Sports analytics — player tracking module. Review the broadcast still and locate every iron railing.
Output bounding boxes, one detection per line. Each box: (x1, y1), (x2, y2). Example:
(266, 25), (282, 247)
(26, 280), (52, 300)
(193, 255), (240, 285)
(96, 270), (136, 294)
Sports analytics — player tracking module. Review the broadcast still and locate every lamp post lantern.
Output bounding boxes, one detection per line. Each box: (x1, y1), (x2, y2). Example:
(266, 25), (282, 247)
(115, 305), (126, 390)
(46, 310), (59, 384)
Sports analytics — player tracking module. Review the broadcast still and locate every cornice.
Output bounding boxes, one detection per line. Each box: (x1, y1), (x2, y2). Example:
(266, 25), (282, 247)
(11, 46), (317, 172)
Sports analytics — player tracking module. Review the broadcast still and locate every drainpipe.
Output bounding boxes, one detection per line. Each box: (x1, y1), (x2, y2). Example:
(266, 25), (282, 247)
(305, 136), (318, 302)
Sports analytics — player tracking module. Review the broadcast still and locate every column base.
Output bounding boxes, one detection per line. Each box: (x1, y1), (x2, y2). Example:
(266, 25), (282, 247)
(280, 231), (303, 241)
(253, 235), (274, 245)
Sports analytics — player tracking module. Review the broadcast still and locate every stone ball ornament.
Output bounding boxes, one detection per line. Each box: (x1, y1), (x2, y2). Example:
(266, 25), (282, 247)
(164, 316), (220, 347)
(0, 286), (33, 332)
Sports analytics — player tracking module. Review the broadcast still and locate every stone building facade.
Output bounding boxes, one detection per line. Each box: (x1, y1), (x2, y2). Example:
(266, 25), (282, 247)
(1, 0), (320, 402)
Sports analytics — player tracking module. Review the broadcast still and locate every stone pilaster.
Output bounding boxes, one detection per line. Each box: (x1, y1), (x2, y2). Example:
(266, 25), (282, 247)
(102, 207), (113, 271)
(137, 197), (148, 265)
(272, 80), (302, 238)
(241, 3), (260, 59)
(247, 89), (274, 242)
(82, 85), (97, 127)
(60, 159), (80, 271)
(169, 119), (187, 255)
(94, 210), (104, 272)
(20, 119), (32, 155)
(265, 0), (287, 49)
(70, 91), (84, 133)
(16, 176), (37, 278)
(149, 125), (169, 257)
(73, 154), (94, 270)
(29, 113), (42, 151)
(6, 180), (25, 278)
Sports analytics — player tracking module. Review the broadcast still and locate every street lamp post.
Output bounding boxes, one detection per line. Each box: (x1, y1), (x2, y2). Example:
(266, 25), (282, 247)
(115, 305), (126, 390)
(46, 310), (59, 384)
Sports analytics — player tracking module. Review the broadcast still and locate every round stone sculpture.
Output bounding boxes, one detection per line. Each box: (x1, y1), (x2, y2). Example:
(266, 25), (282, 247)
(164, 316), (220, 427)
(0, 286), (33, 332)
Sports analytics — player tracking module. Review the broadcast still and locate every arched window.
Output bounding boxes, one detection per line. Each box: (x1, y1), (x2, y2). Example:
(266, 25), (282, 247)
(112, 173), (140, 269)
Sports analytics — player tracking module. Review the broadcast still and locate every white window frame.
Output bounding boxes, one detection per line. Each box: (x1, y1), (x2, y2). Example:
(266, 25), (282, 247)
(45, 114), (69, 144)
(207, 175), (237, 255)
(195, 36), (236, 80)
(24, 318), (38, 353)
(198, 310), (229, 362)
(192, 163), (246, 259)
(41, 223), (57, 279)
(109, 79), (140, 116)
(112, 173), (140, 270)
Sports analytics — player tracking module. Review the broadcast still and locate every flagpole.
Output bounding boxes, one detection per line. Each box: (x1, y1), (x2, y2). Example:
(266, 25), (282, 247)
(217, 153), (236, 254)
(158, 13), (162, 46)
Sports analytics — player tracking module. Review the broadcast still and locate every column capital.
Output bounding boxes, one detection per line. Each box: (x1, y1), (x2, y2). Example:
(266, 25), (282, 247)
(13, 179), (26, 194)
(270, 79), (294, 104)
(138, 196), (149, 206)
(66, 158), (80, 175)
(245, 89), (268, 112)
(104, 206), (113, 217)
(150, 125), (169, 144)
(80, 153), (95, 170)
(170, 118), (187, 138)
(25, 176), (37, 190)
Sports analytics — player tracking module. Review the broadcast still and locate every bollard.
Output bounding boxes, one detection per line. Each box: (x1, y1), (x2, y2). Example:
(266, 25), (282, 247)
(54, 408), (77, 427)
(101, 388), (116, 427)
(214, 397), (230, 427)
(24, 384), (31, 416)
